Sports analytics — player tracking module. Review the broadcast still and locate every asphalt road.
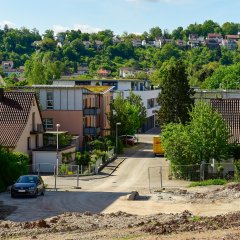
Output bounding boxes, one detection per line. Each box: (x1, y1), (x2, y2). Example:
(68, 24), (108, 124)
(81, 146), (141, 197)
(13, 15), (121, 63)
(0, 131), (188, 222)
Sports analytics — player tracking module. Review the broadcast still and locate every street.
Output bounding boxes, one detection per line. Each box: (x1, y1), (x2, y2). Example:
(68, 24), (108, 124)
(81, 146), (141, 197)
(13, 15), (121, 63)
(0, 131), (189, 222)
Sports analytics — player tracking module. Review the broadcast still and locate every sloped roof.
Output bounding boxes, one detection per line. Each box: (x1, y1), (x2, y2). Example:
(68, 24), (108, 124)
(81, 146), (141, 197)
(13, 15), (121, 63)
(0, 91), (35, 148)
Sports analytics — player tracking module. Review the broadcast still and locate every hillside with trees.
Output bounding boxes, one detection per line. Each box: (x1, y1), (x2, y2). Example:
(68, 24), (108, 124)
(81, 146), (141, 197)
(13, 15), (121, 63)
(0, 20), (240, 88)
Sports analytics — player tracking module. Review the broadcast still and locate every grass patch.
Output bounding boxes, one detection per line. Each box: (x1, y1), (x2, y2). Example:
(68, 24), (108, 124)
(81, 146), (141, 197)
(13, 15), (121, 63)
(189, 179), (227, 187)
(188, 216), (202, 222)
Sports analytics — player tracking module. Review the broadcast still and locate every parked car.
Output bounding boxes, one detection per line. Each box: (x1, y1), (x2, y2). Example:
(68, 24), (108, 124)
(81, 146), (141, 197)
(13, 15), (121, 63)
(120, 135), (138, 145)
(11, 175), (45, 198)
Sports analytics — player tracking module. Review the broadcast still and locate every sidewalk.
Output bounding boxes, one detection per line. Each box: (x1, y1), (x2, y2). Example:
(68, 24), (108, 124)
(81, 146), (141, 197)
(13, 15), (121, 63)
(99, 142), (146, 176)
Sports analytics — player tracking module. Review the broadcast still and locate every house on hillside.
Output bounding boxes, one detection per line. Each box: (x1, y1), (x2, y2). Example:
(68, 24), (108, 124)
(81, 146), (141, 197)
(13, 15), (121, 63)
(119, 67), (139, 78)
(207, 33), (223, 43)
(188, 34), (205, 48)
(1, 61), (24, 77)
(221, 39), (238, 50)
(0, 88), (44, 157)
(97, 68), (111, 77)
(132, 39), (142, 47)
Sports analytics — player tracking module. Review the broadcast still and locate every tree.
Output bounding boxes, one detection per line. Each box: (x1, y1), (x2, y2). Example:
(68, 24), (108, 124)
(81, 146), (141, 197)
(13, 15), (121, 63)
(109, 94), (141, 136)
(0, 147), (29, 191)
(126, 91), (147, 128)
(161, 101), (230, 178)
(188, 101), (230, 164)
(149, 27), (162, 40)
(157, 58), (194, 127)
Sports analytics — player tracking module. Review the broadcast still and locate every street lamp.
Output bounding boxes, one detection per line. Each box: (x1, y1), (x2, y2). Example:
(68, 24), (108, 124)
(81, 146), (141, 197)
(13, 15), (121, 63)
(115, 122), (121, 154)
(56, 123), (60, 175)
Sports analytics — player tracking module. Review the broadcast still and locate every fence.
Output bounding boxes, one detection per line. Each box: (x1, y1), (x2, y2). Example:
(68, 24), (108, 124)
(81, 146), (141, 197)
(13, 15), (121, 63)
(148, 162), (236, 192)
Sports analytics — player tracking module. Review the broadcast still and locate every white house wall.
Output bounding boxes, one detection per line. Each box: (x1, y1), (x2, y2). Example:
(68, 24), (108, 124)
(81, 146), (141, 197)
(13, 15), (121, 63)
(113, 89), (160, 118)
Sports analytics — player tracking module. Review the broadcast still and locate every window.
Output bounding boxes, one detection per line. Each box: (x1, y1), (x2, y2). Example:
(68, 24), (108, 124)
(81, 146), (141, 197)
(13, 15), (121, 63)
(46, 91), (54, 109)
(147, 99), (154, 109)
(43, 118), (53, 129)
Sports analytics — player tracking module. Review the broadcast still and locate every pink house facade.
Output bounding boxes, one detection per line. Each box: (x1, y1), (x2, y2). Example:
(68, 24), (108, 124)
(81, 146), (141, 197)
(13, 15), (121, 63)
(31, 85), (113, 149)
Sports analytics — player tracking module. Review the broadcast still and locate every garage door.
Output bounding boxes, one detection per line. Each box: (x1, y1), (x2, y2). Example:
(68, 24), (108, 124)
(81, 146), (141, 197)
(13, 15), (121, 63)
(33, 151), (58, 173)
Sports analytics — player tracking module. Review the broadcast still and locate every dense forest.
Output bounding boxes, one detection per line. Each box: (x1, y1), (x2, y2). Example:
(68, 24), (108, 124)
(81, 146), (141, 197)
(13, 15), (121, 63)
(1, 20), (240, 89)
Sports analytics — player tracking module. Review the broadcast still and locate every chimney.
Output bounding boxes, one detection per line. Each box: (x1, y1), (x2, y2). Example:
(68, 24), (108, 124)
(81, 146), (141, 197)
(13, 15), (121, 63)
(0, 88), (4, 101)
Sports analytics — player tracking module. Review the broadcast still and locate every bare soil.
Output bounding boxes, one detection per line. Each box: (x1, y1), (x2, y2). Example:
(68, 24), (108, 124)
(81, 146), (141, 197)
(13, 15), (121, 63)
(1, 183), (240, 240)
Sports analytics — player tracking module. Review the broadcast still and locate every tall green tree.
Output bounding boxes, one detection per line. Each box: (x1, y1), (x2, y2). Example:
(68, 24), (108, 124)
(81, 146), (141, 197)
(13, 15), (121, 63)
(157, 58), (194, 127)
(126, 91), (147, 128)
(109, 94), (140, 136)
(162, 101), (230, 178)
(188, 101), (230, 164)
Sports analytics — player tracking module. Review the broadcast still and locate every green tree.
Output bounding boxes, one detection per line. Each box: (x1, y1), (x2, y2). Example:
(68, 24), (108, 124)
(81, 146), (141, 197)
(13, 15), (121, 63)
(109, 94), (141, 136)
(157, 58), (194, 127)
(162, 101), (230, 178)
(188, 101), (230, 164)
(126, 91), (147, 128)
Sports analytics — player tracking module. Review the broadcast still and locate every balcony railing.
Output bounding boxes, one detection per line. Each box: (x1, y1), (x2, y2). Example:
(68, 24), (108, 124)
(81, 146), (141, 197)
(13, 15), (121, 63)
(83, 108), (101, 116)
(30, 124), (44, 134)
(84, 127), (101, 135)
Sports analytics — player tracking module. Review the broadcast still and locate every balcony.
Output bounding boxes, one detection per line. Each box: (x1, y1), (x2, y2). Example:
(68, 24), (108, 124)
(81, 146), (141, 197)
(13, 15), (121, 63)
(84, 127), (101, 135)
(30, 124), (45, 134)
(83, 107), (101, 116)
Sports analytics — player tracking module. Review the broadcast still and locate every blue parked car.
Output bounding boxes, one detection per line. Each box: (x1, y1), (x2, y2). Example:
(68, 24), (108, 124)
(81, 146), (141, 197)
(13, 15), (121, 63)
(11, 175), (45, 198)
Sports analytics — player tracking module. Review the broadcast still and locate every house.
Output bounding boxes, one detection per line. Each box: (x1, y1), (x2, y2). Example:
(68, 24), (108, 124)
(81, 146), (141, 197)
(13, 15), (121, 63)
(154, 37), (172, 48)
(2, 61), (14, 70)
(112, 37), (121, 44)
(225, 35), (239, 41)
(205, 38), (220, 49)
(195, 89), (240, 143)
(77, 66), (89, 75)
(132, 39), (142, 47)
(188, 34), (205, 48)
(176, 39), (187, 47)
(95, 40), (103, 50)
(119, 67), (139, 78)
(0, 88), (44, 157)
(83, 41), (92, 48)
(97, 68), (111, 77)
(52, 78), (160, 131)
(32, 41), (42, 48)
(1, 61), (24, 77)
(221, 39), (238, 50)
(207, 33), (223, 43)
(30, 85), (114, 149)
(211, 99), (240, 143)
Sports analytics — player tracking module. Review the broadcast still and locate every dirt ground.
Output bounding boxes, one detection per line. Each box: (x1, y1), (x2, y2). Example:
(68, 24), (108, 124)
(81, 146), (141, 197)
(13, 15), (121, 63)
(1, 182), (240, 240)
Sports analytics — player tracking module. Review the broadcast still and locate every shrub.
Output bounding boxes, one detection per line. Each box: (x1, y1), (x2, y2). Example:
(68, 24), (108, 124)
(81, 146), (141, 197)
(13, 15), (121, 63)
(0, 148), (29, 192)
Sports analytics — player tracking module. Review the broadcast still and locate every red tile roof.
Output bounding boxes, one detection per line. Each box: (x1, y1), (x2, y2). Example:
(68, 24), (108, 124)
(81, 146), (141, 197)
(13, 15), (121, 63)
(0, 91), (35, 148)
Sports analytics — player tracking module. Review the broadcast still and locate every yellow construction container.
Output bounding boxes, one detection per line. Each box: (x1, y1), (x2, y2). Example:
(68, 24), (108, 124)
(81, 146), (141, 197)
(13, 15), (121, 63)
(153, 136), (164, 156)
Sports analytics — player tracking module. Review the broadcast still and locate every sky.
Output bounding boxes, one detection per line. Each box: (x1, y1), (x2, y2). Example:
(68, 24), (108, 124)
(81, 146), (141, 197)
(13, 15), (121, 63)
(1, 0), (240, 35)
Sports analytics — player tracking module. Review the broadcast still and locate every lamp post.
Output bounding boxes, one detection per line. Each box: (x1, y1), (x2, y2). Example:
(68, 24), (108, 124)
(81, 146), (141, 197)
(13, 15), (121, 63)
(115, 122), (121, 154)
(56, 123), (60, 175)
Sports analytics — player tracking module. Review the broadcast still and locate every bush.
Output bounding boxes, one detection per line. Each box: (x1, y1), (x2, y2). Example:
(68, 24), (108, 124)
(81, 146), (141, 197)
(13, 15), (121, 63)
(189, 179), (227, 187)
(0, 147), (29, 192)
